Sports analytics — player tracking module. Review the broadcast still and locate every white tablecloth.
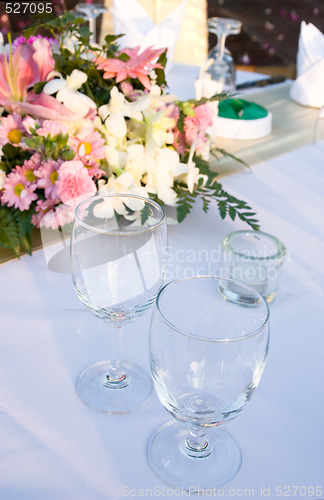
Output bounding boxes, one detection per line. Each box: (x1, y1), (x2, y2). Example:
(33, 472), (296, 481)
(1, 140), (324, 499)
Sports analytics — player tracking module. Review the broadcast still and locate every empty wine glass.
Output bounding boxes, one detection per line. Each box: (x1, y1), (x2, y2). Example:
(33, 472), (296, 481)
(203, 17), (242, 94)
(71, 193), (167, 413)
(74, 2), (108, 43)
(148, 276), (269, 491)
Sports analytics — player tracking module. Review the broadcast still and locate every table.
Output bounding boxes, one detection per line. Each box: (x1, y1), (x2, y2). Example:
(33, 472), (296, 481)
(1, 71), (324, 500)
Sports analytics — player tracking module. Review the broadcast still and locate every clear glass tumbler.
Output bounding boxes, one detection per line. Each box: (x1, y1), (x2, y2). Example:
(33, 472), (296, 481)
(219, 230), (286, 304)
(148, 276), (270, 491)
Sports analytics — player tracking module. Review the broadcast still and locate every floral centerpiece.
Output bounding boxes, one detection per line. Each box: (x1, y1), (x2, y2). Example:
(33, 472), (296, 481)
(0, 13), (259, 258)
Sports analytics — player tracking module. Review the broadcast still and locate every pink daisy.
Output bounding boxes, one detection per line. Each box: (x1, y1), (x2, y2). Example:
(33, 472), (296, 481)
(68, 128), (105, 165)
(96, 46), (165, 90)
(56, 160), (96, 204)
(1, 169), (38, 211)
(15, 153), (42, 184)
(34, 158), (62, 200)
(0, 113), (25, 146)
(184, 103), (214, 152)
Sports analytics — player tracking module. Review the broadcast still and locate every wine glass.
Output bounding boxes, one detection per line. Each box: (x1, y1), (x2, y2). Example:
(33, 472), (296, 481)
(203, 17), (242, 94)
(74, 2), (108, 44)
(71, 193), (167, 413)
(148, 276), (270, 491)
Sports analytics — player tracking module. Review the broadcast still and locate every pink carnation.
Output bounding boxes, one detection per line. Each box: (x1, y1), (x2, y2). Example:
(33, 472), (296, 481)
(56, 160), (96, 204)
(184, 104), (213, 152)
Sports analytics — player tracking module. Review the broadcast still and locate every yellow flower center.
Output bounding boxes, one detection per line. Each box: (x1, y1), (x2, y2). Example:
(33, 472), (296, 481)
(50, 171), (58, 184)
(14, 183), (25, 197)
(79, 141), (92, 155)
(8, 128), (23, 144)
(25, 170), (37, 182)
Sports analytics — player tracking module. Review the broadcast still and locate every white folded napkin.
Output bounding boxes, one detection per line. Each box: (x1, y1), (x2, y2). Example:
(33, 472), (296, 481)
(110, 0), (186, 72)
(290, 21), (324, 108)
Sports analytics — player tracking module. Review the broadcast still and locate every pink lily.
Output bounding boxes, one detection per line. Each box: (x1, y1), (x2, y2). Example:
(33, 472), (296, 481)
(0, 38), (79, 120)
(0, 38), (54, 107)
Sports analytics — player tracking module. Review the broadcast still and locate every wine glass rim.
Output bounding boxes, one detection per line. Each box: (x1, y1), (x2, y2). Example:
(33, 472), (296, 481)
(156, 276), (270, 343)
(75, 193), (166, 235)
(222, 230), (286, 261)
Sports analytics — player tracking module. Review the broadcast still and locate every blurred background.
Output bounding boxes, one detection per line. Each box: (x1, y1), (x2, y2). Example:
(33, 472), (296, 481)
(207, 0), (324, 78)
(1, 0), (324, 79)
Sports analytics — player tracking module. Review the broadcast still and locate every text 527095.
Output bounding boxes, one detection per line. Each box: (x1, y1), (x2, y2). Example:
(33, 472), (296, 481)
(5, 2), (53, 14)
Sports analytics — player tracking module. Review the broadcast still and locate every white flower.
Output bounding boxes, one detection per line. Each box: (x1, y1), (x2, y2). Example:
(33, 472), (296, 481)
(98, 87), (146, 140)
(104, 146), (128, 171)
(125, 144), (153, 183)
(43, 70), (96, 117)
(178, 141), (208, 193)
(0, 168), (6, 190)
(184, 159), (208, 193)
(105, 113), (128, 139)
(95, 171), (148, 218)
(143, 148), (187, 207)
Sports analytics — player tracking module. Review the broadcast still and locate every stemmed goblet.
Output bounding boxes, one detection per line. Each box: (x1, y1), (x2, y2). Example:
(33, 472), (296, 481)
(148, 276), (270, 491)
(71, 193), (167, 413)
(74, 2), (108, 43)
(204, 17), (242, 94)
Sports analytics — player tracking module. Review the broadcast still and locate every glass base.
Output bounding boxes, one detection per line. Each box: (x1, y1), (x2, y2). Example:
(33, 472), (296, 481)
(219, 282), (277, 305)
(77, 360), (153, 414)
(148, 421), (242, 492)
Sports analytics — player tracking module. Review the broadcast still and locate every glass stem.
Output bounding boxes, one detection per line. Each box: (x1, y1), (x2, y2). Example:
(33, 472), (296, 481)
(216, 33), (227, 60)
(182, 427), (212, 459)
(105, 325), (126, 384)
(88, 17), (96, 44)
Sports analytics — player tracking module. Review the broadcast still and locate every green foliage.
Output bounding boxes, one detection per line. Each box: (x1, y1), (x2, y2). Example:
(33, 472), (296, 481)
(140, 202), (152, 225)
(24, 132), (75, 162)
(1, 143), (30, 172)
(174, 154), (260, 230)
(0, 205), (34, 257)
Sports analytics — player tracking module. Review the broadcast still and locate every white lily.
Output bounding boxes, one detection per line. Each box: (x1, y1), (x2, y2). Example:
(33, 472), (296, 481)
(104, 145), (128, 171)
(43, 70), (96, 117)
(143, 148), (187, 207)
(182, 141), (208, 193)
(96, 171), (148, 217)
(98, 87), (147, 140)
(125, 144), (153, 183)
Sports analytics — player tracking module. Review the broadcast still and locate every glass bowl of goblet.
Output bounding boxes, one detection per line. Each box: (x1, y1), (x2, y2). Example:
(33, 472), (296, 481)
(71, 193), (167, 413)
(148, 276), (270, 491)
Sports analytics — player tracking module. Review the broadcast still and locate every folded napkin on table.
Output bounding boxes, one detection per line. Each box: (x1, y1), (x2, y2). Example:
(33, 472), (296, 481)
(290, 21), (324, 108)
(110, 0), (186, 71)
(100, 0), (208, 68)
